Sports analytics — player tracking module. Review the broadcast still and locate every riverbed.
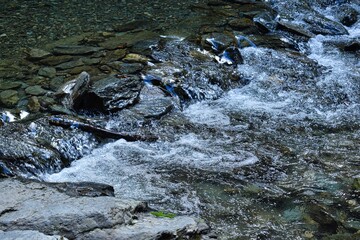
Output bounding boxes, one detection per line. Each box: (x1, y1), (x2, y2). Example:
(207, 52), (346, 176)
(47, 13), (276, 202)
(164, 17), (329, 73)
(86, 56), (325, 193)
(1, 0), (360, 239)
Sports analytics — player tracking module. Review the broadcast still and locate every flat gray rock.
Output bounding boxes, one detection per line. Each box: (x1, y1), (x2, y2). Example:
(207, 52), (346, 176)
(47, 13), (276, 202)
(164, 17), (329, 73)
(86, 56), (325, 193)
(0, 230), (67, 240)
(53, 45), (103, 55)
(0, 179), (208, 239)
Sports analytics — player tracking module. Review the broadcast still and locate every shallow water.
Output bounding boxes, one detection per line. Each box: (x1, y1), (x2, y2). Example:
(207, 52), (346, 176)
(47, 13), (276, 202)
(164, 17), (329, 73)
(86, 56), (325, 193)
(2, 0), (360, 239)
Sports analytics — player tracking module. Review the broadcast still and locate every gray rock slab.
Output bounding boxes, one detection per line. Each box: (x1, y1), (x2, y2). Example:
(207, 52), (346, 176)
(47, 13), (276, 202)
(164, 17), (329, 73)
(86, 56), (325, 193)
(81, 215), (204, 240)
(27, 48), (52, 60)
(0, 178), (140, 239)
(53, 45), (103, 55)
(0, 179), (208, 239)
(0, 230), (67, 240)
(25, 85), (47, 96)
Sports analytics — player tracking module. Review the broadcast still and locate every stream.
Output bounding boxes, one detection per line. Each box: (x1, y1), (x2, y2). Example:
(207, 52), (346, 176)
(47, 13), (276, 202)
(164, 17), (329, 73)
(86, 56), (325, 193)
(1, 0), (359, 239)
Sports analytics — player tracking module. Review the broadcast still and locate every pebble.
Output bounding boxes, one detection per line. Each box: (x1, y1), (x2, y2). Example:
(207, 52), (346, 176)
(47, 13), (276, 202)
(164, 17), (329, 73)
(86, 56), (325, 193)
(38, 67), (57, 78)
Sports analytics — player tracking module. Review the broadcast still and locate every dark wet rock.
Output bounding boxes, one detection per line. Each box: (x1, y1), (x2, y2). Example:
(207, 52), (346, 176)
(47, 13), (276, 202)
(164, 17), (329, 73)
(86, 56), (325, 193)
(0, 62), (23, 79)
(307, 202), (339, 234)
(109, 62), (144, 74)
(25, 86), (47, 96)
(74, 74), (143, 112)
(81, 57), (102, 65)
(274, 1), (349, 37)
(26, 48), (52, 60)
(352, 178), (360, 191)
(27, 96), (41, 113)
(303, 15), (348, 35)
(335, 5), (358, 27)
(113, 20), (149, 32)
(343, 41), (360, 52)
(38, 67), (56, 78)
(201, 32), (235, 53)
(322, 37), (360, 52)
(53, 45), (103, 55)
(98, 31), (158, 50)
(79, 34), (106, 45)
(49, 116), (157, 141)
(0, 117), (98, 178)
(0, 230), (67, 240)
(99, 49), (127, 64)
(0, 81), (22, 90)
(219, 47), (244, 65)
(49, 76), (65, 91)
(27, 76), (48, 86)
(223, 0), (275, 17)
(250, 34), (299, 50)
(131, 39), (160, 56)
(253, 11), (277, 33)
(68, 66), (99, 76)
(54, 72), (90, 111)
(131, 95), (174, 119)
(0, 178), (207, 240)
(228, 17), (256, 31)
(39, 55), (74, 66)
(0, 90), (19, 107)
(149, 39), (244, 103)
(55, 59), (84, 70)
(48, 105), (75, 115)
(98, 37), (128, 50)
(325, 233), (360, 240)
(0, 132), (62, 177)
(277, 19), (316, 38)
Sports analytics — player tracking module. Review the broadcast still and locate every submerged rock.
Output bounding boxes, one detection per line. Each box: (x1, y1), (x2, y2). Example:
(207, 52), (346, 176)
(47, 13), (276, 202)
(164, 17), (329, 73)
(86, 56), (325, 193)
(0, 90), (19, 107)
(53, 45), (103, 55)
(26, 48), (52, 60)
(335, 5), (359, 27)
(25, 86), (47, 96)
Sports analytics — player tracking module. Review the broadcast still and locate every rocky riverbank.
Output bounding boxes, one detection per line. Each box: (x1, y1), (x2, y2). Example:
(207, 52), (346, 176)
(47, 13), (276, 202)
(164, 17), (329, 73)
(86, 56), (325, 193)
(1, 0), (360, 239)
(0, 178), (209, 239)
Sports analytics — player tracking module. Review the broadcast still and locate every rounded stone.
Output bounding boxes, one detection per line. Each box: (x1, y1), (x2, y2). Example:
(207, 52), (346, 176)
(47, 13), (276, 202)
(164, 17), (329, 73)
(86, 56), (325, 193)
(25, 86), (47, 96)
(38, 67), (56, 78)
(0, 90), (19, 107)
(27, 48), (51, 60)
(27, 96), (41, 112)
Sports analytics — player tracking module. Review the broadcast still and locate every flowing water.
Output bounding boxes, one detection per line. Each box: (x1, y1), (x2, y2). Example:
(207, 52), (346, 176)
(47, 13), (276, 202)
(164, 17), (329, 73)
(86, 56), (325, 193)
(2, 0), (359, 239)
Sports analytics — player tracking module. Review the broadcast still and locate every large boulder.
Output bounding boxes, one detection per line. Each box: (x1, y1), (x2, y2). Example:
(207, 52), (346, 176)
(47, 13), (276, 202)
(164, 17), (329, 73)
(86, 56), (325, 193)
(74, 74), (143, 112)
(0, 178), (208, 240)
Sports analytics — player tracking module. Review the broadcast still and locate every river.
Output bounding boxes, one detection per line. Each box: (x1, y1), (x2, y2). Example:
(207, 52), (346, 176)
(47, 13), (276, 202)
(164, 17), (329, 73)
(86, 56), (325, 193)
(2, 0), (359, 239)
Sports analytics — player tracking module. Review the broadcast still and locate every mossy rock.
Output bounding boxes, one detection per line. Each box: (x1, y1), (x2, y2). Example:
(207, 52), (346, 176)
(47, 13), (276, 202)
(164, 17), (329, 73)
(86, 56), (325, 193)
(352, 178), (360, 191)
(0, 90), (19, 107)
(150, 211), (176, 219)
